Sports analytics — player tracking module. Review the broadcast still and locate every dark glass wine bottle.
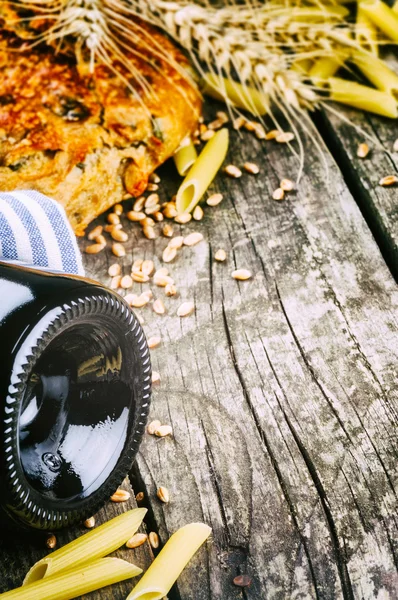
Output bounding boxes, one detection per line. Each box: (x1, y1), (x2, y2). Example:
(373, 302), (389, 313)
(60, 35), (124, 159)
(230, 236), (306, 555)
(0, 261), (151, 531)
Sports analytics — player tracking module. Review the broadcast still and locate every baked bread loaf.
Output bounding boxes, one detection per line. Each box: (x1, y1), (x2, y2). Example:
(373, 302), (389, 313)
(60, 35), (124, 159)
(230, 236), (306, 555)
(0, 26), (201, 234)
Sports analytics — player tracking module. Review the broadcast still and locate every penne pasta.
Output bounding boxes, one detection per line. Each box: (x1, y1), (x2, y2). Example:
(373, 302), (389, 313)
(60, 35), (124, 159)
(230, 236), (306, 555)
(176, 128), (229, 214)
(127, 523), (211, 600)
(393, 0), (398, 13)
(174, 139), (198, 176)
(327, 77), (398, 118)
(356, 6), (379, 56)
(351, 51), (398, 97)
(290, 58), (314, 75)
(359, 0), (398, 42)
(0, 558), (141, 600)
(201, 74), (268, 116)
(24, 508), (147, 585)
(309, 52), (348, 85)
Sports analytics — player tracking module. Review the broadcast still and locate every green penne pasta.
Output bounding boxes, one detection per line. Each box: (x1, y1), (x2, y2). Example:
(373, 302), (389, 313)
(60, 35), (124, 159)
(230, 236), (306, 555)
(359, 0), (398, 42)
(126, 523), (211, 600)
(328, 77), (398, 118)
(351, 51), (398, 97)
(24, 508), (147, 585)
(176, 128), (229, 215)
(201, 74), (268, 116)
(1, 558), (141, 600)
(174, 140), (198, 176)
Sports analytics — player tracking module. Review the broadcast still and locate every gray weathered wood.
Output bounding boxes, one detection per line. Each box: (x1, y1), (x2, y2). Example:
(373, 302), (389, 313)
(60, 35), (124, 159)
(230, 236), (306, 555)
(316, 52), (398, 280)
(1, 105), (397, 600)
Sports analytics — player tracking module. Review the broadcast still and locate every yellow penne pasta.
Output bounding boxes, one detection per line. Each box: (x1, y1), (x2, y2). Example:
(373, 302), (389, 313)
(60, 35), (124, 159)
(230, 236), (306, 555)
(327, 77), (398, 118)
(127, 523), (211, 600)
(174, 140), (198, 176)
(359, 0), (398, 42)
(201, 74), (267, 116)
(24, 508), (147, 585)
(309, 52), (348, 84)
(290, 58), (314, 75)
(356, 6), (379, 55)
(393, 0), (398, 13)
(0, 558), (141, 600)
(176, 128), (229, 214)
(351, 51), (398, 97)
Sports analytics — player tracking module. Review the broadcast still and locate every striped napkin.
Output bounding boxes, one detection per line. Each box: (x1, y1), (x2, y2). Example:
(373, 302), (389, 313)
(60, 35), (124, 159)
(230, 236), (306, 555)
(0, 190), (84, 276)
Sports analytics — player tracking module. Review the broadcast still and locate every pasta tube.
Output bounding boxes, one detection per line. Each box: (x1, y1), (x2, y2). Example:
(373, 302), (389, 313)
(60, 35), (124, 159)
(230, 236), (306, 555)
(176, 128), (229, 214)
(0, 558), (141, 600)
(309, 52), (348, 84)
(127, 523), (211, 600)
(356, 6), (379, 56)
(201, 74), (268, 116)
(290, 58), (314, 75)
(351, 51), (398, 97)
(327, 77), (398, 118)
(24, 508), (147, 585)
(359, 0), (398, 42)
(174, 139), (198, 176)
(393, 0), (398, 13)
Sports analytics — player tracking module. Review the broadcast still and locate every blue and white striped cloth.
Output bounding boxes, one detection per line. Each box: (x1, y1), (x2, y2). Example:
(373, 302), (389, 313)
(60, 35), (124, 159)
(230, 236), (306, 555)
(0, 190), (84, 276)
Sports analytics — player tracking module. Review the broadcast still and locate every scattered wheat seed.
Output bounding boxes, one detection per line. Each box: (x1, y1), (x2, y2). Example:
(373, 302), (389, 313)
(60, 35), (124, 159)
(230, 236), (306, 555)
(154, 274), (174, 287)
(148, 336), (161, 349)
(163, 203), (178, 219)
(243, 162), (260, 175)
(148, 419), (161, 435)
(155, 267), (169, 277)
(113, 203), (123, 215)
(393, 139), (398, 153)
(145, 204), (161, 215)
(167, 236), (184, 250)
(127, 210), (146, 222)
(265, 129), (280, 140)
(84, 516), (95, 529)
(147, 183), (159, 192)
(135, 491), (145, 502)
(184, 232), (204, 246)
(272, 188), (285, 201)
(163, 223), (174, 237)
(233, 116), (246, 130)
(124, 293), (137, 306)
(132, 271), (150, 283)
(276, 132), (295, 143)
(46, 534), (57, 549)
(112, 243), (126, 257)
(142, 290), (153, 301)
(132, 258), (144, 273)
(149, 172), (160, 184)
(131, 294), (150, 308)
(207, 193), (223, 206)
(107, 213), (120, 225)
(110, 275), (122, 290)
(357, 142), (370, 159)
(111, 229), (128, 242)
(224, 165), (242, 178)
(108, 263), (121, 277)
(126, 533), (148, 549)
(143, 226), (158, 240)
(243, 120), (257, 132)
(233, 575), (252, 588)
(232, 269), (252, 280)
(254, 125), (267, 139)
(157, 486), (170, 503)
(174, 212), (192, 224)
(215, 249), (227, 262)
(163, 246), (177, 263)
(152, 371), (161, 384)
(88, 225), (103, 240)
(177, 302), (195, 317)
(154, 425), (173, 437)
(142, 217), (155, 228)
(94, 234), (106, 246)
(133, 196), (146, 211)
(110, 489), (130, 502)
(379, 175), (398, 187)
(142, 260), (154, 276)
(193, 205), (204, 220)
(149, 532), (160, 549)
(85, 243), (105, 254)
(280, 179), (294, 191)
(201, 129), (215, 141)
(153, 211), (164, 222)
(153, 299), (166, 315)
(145, 193), (160, 208)
(165, 283), (177, 296)
(104, 223), (122, 233)
(216, 111), (229, 123)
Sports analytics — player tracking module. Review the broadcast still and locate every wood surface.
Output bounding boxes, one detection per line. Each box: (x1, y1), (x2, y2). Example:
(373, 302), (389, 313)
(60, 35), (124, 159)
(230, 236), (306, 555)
(0, 104), (397, 599)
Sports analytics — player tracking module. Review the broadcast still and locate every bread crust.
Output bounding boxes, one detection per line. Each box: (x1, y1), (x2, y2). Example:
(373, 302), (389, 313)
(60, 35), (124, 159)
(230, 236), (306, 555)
(0, 27), (201, 234)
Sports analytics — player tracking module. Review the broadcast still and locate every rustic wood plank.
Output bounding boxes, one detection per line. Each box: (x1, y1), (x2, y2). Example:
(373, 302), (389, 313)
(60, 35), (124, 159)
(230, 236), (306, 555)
(0, 477), (153, 598)
(80, 109), (397, 599)
(315, 51), (398, 280)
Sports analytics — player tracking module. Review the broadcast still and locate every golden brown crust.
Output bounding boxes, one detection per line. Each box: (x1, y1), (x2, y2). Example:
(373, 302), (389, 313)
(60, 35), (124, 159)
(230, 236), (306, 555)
(0, 26), (201, 234)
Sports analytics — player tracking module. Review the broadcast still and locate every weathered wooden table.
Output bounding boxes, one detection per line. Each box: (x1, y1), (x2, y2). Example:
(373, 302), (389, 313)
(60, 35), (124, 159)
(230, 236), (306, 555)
(0, 92), (397, 600)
